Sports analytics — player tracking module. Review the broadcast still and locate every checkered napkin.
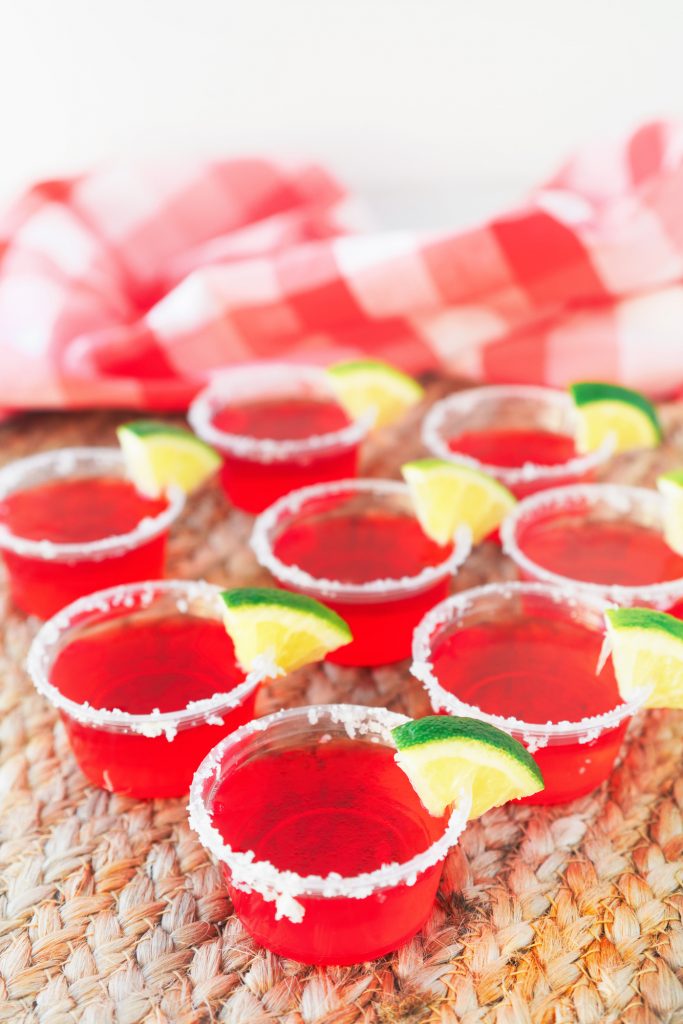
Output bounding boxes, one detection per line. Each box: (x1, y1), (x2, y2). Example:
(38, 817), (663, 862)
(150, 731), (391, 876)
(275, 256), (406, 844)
(1, 120), (683, 415)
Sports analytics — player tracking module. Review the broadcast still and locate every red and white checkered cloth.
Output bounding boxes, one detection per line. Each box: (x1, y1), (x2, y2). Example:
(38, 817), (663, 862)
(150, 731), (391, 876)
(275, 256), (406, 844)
(2, 120), (683, 415)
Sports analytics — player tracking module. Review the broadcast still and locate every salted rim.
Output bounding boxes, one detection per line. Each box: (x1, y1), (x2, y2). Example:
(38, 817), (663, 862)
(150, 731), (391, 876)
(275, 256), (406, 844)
(250, 477), (472, 601)
(421, 384), (614, 487)
(411, 580), (649, 747)
(26, 579), (270, 739)
(0, 447), (185, 562)
(187, 363), (374, 463)
(188, 702), (471, 910)
(500, 482), (683, 608)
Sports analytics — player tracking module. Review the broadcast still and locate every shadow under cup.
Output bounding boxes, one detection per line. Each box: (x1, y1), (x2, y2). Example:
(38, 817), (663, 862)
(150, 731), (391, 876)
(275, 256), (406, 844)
(411, 582), (648, 805)
(27, 580), (265, 799)
(189, 704), (471, 965)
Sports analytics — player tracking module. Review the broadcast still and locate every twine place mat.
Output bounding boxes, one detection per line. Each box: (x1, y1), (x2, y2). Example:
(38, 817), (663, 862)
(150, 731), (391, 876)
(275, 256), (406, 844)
(0, 381), (682, 1024)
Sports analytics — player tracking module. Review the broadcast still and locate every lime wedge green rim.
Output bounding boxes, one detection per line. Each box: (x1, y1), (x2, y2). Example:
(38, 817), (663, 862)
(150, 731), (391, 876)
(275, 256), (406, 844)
(659, 469), (683, 487)
(606, 606), (683, 641)
(570, 382), (662, 439)
(219, 587), (352, 639)
(392, 714), (544, 789)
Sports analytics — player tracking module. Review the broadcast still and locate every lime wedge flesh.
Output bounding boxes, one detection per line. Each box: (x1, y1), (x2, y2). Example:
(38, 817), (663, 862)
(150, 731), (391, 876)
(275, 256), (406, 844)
(392, 716), (544, 819)
(657, 470), (683, 556)
(402, 458), (516, 545)
(220, 588), (352, 673)
(117, 420), (221, 498)
(326, 359), (423, 429)
(605, 607), (683, 710)
(570, 382), (662, 454)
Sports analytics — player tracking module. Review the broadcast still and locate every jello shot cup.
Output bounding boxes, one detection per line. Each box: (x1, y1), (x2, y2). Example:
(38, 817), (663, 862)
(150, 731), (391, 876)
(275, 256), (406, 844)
(188, 363), (373, 513)
(411, 581), (648, 804)
(422, 385), (613, 499)
(189, 703), (471, 965)
(501, 483), (683, 615)
(0, 447), (184, 618)
(27, 580), (268, 798)
(251, 478), (471, 666)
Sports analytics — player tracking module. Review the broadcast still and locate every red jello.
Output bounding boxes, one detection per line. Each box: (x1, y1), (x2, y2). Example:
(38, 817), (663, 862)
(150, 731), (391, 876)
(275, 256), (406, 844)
(0, 448), (183, 618)
(27, 580), (265, 797)
(189, 704), (471, 965)
(189, 364), (371, 513)
(502, 483), (683, 615)
(412, 582), (646, 804)
(251, 479), (471, 666)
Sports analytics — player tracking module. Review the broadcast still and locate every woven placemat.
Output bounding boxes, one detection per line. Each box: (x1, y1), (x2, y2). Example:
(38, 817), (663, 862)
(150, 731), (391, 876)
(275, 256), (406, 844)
(1, 381), (682, 1024)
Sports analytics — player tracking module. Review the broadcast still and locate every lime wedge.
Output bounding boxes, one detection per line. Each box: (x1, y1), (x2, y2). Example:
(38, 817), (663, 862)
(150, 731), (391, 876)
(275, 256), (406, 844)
(657, 470), (683, 557)
(326, 359), (424, 429)
(220, 588), (352, 673)
(604, 607), (683, 710)
(570, 382), (662, 454)
(392, 716), (544, 819)
(117, 420), (221, 498)
(401, 458), (516, 545)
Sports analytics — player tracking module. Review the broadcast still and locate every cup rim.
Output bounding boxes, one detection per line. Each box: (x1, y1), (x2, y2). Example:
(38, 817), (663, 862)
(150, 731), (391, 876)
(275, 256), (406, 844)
(26, 579), (268, 738)
(188, 702), (471, 908)
(411, 579), (649, 745)
(187, 363), (374, 463)
(250, 477), (472, 601)
(500, 482), (683, 607)
(421, 384), (614, 487)
(0, 447), (185, 562)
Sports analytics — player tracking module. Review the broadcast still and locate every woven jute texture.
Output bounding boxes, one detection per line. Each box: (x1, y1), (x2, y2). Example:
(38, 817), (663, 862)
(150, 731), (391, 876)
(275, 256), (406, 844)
(1, 380), (682, 1024)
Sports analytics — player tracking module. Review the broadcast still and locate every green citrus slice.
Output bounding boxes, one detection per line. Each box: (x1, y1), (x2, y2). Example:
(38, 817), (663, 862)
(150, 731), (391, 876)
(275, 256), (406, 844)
(392, 716), (544, 819)
(570, 382), (662, 454)
(657, 470), (683, 557)
(604, 607), (683, 710)
(220, 588), (352, 673)
(117, 420), (221, 498)
(326, 359), (424, 429)
(401, 458), (516, 545)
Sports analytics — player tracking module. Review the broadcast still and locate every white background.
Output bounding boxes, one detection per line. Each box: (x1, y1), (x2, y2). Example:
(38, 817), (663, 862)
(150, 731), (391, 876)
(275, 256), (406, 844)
(1, 0), (682, 227)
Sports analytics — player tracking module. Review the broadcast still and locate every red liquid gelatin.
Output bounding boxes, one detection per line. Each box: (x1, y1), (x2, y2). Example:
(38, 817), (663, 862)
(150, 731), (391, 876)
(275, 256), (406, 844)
(189, 704), (471, 965)
(422, 385), (612, 499)
(189, 364), (372, 513)
(0, 448), (184, 618)
(411, 582), (648, 804)
(251, 479), (471, 666)
(502, 484), (683, 615)
(27, 581), (266, 798)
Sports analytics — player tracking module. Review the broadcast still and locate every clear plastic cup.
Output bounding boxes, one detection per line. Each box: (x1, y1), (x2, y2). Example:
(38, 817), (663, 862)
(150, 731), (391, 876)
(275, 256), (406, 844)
(27, 579), (268, 798)
(422, 385), (613, 498)
(501, 483), (683, 613)
(0, 447), (184, 618)
(251, 478), (472, 665)
(188, 703), (471, 964)
(188, 364), (373, 513)
(411, 581), (648, 804)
